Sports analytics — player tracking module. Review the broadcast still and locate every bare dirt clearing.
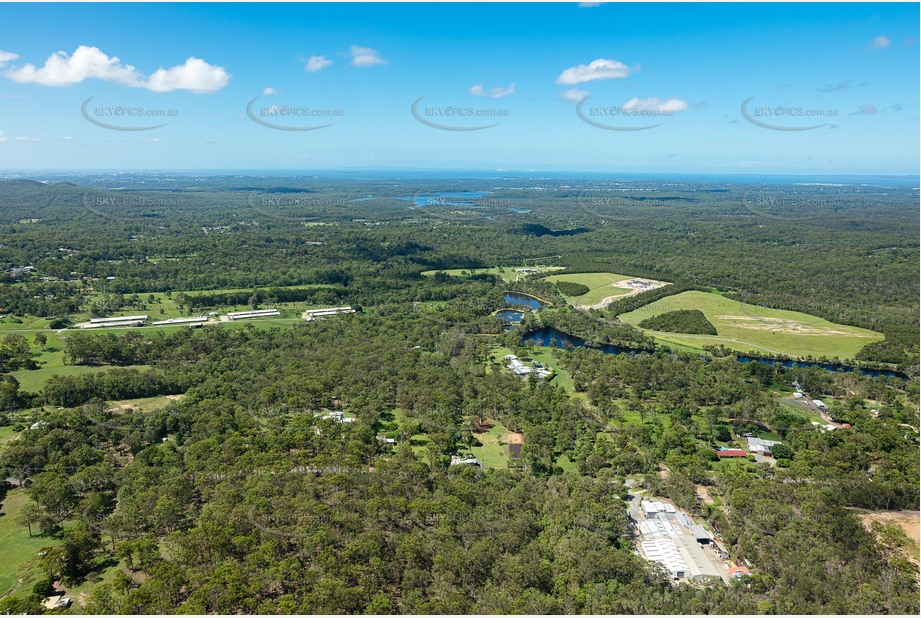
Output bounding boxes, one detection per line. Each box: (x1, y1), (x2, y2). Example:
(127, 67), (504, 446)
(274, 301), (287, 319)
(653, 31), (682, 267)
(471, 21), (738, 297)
(582, 280), (670, 309)
(860, 510), (920, 548)
(716, 315), (875, 337)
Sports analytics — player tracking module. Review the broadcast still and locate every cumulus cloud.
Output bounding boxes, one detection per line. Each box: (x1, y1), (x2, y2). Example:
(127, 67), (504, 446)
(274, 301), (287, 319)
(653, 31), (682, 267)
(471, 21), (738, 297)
(3, 45), (229, 92)
(144, 57), (229, 93)
(5, 45), (142, 87)
(867, 35), (891, 50)
(349, 45), (386, 67)
(620, 96), (688, 113)
(305, 55), (332, 73)
(468, 82), (515, 98)
(0, 50), (18, 66)
(262, 87), (276, 95)
(560, 88), (589, 102)
(556, 58), (632, 85)
(0, 131), (7, 143)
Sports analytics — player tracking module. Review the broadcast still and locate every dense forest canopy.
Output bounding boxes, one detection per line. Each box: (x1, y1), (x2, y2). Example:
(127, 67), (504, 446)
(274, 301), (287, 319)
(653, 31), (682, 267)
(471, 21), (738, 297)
(0, 174), (917, 614)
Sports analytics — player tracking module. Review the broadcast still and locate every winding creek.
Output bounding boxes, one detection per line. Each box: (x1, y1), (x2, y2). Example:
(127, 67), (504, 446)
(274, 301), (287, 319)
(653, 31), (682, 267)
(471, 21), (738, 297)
(498, 291), (907, 380)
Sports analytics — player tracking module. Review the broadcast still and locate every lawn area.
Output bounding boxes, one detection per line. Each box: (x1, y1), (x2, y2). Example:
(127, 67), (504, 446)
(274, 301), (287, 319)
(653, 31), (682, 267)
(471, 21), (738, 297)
(555, 453), (579, 474)
(108, 395), (179, 413)
(470, 419), (514, 470)
(420, 265), (565, 282)
(0, 489), (61, 597)
(10, 364), (150, 394)
(0, 426), (21, 447)
(490, 345), (582, 397)
(543, 272), (669, 308)
(0, 316), (57, 332)
(618, 290), (883, 360)
(778, 399), (826, 425)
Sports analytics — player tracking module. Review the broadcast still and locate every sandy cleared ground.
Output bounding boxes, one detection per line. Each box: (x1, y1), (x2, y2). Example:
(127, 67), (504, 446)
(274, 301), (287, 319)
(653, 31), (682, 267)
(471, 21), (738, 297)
(581, 280), (669, 310)
(695, 484), (714, 505)
(507, 432), (524, 445)
(716, 315), (876, 337)
(860, 510), (921, 548)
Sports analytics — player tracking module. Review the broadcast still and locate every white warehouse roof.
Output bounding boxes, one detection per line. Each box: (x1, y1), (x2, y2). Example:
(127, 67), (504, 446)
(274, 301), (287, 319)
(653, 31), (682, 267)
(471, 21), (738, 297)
(641, 538), (689, 577)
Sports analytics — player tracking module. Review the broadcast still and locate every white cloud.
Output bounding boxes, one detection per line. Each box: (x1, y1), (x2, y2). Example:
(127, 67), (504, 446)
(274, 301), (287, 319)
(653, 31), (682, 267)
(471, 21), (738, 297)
(621, 96), (688, 113)
(262, 86), (276, 95)
(3, 45), (229, 93)
(868, 35), (891, 50)
(556, 58), (632, 85)
(5, 45), (142, 87)
(305, 55), (332, 73)
(0, 50), (18, 66)
(142, 137), (160, 143)
(349, 45), (387, 67)
(560, 88), (589, 102)
(144, 57), (229, 93)
(468, 82), (515, 98)
(0, 131), (43, 143)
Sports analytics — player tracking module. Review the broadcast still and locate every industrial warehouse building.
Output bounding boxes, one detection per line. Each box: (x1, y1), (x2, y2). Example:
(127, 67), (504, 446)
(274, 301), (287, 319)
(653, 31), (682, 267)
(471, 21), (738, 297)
(227, 309), (280, 320)
(151, 316), (209, 326)
(89, 315), (149, 324)
(303, 306), (355, 319)
(76, 314), (149, 329)
(635, 499), (727, 581)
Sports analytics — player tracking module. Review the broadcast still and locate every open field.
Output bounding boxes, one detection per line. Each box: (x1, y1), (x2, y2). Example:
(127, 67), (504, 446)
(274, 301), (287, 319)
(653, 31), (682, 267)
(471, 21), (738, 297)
(470, 419), (513, 470)
(0, 426), (20, 447)
(618, 290), (883, 359)
(6, 315), (303, 394)
(0, 489), (61, 597)
(108, 394), (180, 413)
(490, 345), (582, 397)
(542, 272), (669, 308)
(420, 265), (565, 282)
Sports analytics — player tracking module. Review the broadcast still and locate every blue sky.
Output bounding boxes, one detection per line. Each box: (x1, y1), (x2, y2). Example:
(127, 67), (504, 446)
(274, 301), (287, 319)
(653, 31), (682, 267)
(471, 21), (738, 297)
(0, 2), (917, 174)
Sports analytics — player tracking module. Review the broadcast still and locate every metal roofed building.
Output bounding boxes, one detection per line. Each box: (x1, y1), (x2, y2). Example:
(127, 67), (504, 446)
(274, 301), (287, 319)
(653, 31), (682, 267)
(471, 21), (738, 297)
(89, 314), (148, 323)
(641, 538), (690, 579)
(151, 316), (209, 326)
(747, 437), (782, 456)
(304, 306), (355, 318)
(227, 309), (280, 320)
(78, 319), (145, 329)
(716, 448), (748, 457)
(674, 535), (724, 580)
(687, 523), (713, 544)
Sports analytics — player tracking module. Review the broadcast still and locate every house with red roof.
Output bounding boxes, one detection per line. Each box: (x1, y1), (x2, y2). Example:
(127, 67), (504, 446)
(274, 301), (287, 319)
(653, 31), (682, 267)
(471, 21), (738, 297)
(715, 449), (748, 458)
